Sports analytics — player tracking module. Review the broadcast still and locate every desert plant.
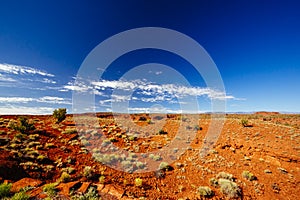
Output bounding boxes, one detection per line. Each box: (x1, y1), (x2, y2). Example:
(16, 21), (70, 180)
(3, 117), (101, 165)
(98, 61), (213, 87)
(83, 166), (93, 179)
(0, 183), (12, 198)
(134, 178), (143, 187)
(59, 172), (71, 183)
(159, 162), (172, 171)
(9, 117), (35, 134)
(43, 182), (58, 197)
(216, 172), (234, 181)
(71, 187), (99, 200)
(242, 171), (257, 181)
(11, 191), (30, 200)
(209, 178), (219, 187)
(153, 155), (162, 161)
(99, 175), (105, 184)
(63, 128), (77, 134)
(241, 119), (252, 127)
(53, 108), (67, 123)
(218, 178), (241, 198)
(198, 186), (214, 197)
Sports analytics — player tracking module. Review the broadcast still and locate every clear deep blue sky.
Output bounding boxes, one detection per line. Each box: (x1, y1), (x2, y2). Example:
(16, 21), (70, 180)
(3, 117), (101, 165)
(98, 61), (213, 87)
(0, 0), (299, 114)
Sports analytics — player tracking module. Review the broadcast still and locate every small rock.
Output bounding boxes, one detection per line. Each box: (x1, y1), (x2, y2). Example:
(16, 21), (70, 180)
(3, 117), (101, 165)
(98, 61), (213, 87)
(56, 181), (80, 196)
(278, 167), (288, 174)
(264, 169), (272, 174)
(11, 178), (43, 193)
(271, 183), (280, 193)
(77, 182), (91, 194)
(244, 156), (251, 161)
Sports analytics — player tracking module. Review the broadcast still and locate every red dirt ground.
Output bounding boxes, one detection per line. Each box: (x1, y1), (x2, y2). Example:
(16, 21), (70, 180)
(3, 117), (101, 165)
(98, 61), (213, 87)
(0, 112), (299, 199)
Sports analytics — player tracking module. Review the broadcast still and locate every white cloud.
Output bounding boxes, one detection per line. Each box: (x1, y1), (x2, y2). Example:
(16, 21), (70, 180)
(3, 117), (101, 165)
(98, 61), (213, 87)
(0, 96), (71, 105)
(0, 105), (54, 115)
(0, 63), (54, 77)
(89, 79), (238, 101)
(41, 78), (56, 84)
(0, 97), (33, 103)
(0, 73), (16, 82)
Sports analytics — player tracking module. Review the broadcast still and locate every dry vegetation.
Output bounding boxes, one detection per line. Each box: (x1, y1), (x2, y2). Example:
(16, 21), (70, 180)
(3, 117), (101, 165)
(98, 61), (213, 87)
(0, 112), (299, 199)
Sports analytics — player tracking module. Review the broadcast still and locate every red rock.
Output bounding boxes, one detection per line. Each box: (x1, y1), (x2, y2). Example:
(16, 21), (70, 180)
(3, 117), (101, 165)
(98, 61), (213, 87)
(77, 182), (91, 194)
(56, 181), (80, 196)
(27, 187), (43, 197)
(11, 178), (42, 193)
(95, 183), (105, 192)
(99, 184), (124, 199)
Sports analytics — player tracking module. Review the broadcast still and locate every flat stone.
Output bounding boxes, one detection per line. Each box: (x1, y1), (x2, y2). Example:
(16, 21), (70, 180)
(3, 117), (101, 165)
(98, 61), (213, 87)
(11, 178), (43, 193)
(99, 185), (124, 199)
(95, 183), (105, 192)
(56, 181), (80, 196)
(77, 182), (91, 194)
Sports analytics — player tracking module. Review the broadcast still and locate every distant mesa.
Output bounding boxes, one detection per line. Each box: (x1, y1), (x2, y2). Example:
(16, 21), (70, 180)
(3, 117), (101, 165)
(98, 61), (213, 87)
(255, 111), (280, 115)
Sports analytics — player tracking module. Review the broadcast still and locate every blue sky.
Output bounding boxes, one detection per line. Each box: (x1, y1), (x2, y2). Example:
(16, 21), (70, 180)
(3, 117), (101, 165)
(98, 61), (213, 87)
(0, 0), (299, 114)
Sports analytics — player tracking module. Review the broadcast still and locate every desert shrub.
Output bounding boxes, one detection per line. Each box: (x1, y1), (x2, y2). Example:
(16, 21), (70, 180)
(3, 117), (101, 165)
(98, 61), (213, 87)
(198, 186), (214, 197)
(43, 182), (58, 197)
(0, 183), (12, 198)
(159, 162), (172, 171)
(53, 108), (67, 123)
(216, 172), (234, 181)
(218, 178), (241, 198)
(242, 171), (257, 181)
(128, 135), (136, 141)
(11, 191), (30, 200)
(241, 119), (252, 127)
(63, 128), (77, 134)
(134, 178), (143, 187)
(136, 161), (146, 169)
(83, 166), (93, 179)
(71, 187), (99, 200)
(209, 178), (219, 187)
(99, 175), (105, 184)
(59, 172), (71, 183)
(9, 117), (35, 134)
(149, 154), (162, 161)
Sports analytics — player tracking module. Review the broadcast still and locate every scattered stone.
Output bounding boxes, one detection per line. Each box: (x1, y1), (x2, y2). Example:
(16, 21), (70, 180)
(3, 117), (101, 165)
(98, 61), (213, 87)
(278, 167), (288, 174)
(11, 178), (43, 193)
(77, 182), (91, 194)
(271, 183), (280, 193)
(56, 181), (80, 196)
(264, 169), (272, 174)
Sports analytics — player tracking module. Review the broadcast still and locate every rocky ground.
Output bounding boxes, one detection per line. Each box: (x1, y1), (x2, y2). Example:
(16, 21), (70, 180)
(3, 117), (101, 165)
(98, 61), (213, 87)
(0, 112), (299, 199)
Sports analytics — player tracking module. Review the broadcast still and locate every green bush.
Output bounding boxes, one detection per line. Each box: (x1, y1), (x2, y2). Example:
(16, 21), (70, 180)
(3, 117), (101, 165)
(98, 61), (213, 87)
(9, 117), (35, 134)
(43, 182), (58, 197)
(83, 166), (93, 179)
(71, 187), (99, 200)
(241, 119), (252, 127)
(59, 172), (71, 183)
(0, 183), (12, 198)
(198, 186), (214, 197)
(216, 172), (234, 181)
(53, 108), (67, 123)
(218, 178), (241, 199)
(159, 162), (172, 171)
(11, 191), (30, 200)
(209, 178), (219, 187)
(242, 171), (257, 181)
